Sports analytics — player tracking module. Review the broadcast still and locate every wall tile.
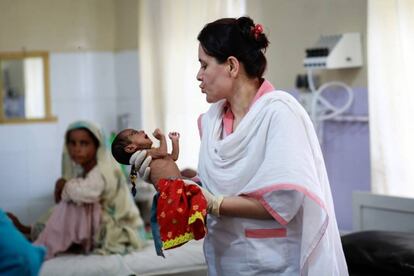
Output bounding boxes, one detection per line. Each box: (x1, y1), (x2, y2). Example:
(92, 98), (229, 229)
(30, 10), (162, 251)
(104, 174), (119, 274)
(115, 50), (140, 100)
(0, 150), (30, 203)
(26, 148), (60, 197)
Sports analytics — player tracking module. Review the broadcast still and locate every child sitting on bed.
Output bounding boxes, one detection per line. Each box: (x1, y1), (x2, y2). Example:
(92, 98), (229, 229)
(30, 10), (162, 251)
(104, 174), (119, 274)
(111, 128), (208, 256)
(32, 121), (146, 259)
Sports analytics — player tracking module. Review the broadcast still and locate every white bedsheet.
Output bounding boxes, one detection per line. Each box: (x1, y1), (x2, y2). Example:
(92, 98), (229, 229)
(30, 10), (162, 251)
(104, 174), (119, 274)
(40, 239), (206, 276)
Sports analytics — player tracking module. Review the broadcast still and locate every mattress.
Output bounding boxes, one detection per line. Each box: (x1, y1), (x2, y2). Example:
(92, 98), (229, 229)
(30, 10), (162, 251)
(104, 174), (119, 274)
(40, 239), (207, 276)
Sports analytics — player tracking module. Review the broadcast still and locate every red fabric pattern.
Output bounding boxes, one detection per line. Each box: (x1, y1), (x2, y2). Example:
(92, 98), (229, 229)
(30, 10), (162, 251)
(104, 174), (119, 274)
(156, 179), (207, 250)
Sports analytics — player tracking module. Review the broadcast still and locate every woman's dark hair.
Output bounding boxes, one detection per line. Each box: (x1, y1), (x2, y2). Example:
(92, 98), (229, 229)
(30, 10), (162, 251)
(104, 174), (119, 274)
(66, 127), (100, 149)
(197, 16), (269, 78)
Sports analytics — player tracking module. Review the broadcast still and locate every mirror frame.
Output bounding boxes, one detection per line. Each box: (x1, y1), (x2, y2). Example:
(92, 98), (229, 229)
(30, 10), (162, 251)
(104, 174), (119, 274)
(0, 51), (56, 124)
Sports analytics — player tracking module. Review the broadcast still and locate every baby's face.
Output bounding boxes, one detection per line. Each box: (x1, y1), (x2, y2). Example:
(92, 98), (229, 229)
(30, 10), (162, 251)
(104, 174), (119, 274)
(126, 129), (153, 149)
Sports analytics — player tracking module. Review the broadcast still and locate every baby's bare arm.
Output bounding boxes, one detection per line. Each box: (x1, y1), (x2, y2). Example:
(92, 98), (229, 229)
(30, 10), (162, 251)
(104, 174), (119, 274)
(147, 128), (168, 159)
(168, 132), (180, 161)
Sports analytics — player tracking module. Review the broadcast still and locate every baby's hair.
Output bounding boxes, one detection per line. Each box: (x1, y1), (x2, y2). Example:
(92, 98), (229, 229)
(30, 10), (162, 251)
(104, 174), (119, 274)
(111, 129), (139, 197)
(111, 129), (133, 165)
(66, 127), (100, 149)
(197, 16), (270, 79)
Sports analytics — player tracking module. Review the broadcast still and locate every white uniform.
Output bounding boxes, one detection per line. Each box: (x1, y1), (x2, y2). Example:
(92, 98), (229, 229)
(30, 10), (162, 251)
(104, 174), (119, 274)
(197, 83), (348, 275)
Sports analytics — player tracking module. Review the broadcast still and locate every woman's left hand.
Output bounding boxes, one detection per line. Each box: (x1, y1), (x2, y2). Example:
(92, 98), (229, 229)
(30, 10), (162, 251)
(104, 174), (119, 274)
(184, 180), (223, 217)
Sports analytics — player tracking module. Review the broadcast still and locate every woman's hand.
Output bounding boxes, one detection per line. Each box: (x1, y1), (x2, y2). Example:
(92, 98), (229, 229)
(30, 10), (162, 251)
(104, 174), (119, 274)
(54, 178), (67, 203)
(130, 150), (152, 182)
(198, 186), (224, 217)
(183, 180), (223, 216)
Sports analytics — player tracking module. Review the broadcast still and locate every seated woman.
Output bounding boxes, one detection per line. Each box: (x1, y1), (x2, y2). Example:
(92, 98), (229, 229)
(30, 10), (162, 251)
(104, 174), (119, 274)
(9, 120), (146, 259)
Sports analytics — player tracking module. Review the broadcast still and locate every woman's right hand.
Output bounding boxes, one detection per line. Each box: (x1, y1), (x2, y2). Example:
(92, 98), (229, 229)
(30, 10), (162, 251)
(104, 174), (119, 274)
(54, 178), (67, 203)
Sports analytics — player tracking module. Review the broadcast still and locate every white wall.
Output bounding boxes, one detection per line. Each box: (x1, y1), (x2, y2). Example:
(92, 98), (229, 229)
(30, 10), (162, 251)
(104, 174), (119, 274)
(0, 0), (140, 225)
(0, 123), (60, 225)
(51, 52), (118, 134)
(0, 50), (140, 225)
(115, 51), (142, 130)
(247, 0), (367, 89)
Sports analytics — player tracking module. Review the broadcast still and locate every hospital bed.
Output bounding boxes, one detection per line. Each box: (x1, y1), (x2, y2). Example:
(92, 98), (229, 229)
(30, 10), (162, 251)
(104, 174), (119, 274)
(40, 239), (207, 276)
(39, 191), (414, 275)
(342, 192), (414, 276)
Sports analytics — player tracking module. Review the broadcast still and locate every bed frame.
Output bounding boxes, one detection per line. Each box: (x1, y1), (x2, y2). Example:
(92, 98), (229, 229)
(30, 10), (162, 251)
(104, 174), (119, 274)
(352, 191), (414, 232)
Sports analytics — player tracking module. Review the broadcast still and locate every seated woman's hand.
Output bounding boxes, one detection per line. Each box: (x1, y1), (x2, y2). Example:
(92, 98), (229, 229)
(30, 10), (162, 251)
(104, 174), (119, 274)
(54, 178), (67, 203)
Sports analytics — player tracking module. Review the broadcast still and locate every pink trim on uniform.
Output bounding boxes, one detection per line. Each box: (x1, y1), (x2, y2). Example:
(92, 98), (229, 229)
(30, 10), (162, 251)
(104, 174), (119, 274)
(197, 114), (203, 138)
(244, 183), (327, 224)
(245, 228), (287, 238)
(250, 79), (275, 107)
(223, 80), (275, 136)
(304, 217), (329, 273)
(256, 197), (288, 226)
(222, 105), (234, 135)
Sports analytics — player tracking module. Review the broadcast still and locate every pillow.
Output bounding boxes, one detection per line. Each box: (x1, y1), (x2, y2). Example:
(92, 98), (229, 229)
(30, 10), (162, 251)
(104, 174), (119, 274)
(341, 230), (414, 276)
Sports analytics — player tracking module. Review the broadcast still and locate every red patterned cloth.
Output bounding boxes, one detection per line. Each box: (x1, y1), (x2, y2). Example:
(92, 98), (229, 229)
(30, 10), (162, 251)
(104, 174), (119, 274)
(156, 179), (207, 250)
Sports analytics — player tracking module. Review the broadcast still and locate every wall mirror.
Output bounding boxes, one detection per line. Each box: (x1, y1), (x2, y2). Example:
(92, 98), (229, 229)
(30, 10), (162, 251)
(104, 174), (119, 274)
(0, 51), (55, 123)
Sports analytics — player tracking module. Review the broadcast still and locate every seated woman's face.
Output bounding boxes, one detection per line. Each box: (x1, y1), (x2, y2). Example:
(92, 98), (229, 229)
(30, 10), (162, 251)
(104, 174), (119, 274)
(66, 129), (98, 167)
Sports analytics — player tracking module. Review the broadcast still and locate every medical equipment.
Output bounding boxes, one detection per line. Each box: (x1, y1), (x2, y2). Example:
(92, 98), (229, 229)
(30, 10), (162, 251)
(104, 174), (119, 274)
(304, 33), (363, 69)
(303, 33), (367, 144)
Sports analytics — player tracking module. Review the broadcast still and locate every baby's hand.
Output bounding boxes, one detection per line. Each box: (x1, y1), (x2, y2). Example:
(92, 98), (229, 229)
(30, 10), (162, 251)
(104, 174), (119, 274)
(153, 128), (164, 140)
(168, 131), (180, 141)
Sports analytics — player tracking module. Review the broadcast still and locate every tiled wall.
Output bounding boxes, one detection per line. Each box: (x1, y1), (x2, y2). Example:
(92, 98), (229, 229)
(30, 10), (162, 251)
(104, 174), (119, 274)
(114, 51), (142, 130)
(0, 50), (140, 225)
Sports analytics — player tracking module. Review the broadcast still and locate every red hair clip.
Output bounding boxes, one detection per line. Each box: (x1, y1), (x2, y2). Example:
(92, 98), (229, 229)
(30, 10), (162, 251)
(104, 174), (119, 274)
(252, 24), (263, 40)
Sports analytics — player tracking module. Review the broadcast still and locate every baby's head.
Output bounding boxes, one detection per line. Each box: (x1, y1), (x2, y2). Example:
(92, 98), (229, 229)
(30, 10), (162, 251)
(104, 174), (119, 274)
(111, 128), (153, 165)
